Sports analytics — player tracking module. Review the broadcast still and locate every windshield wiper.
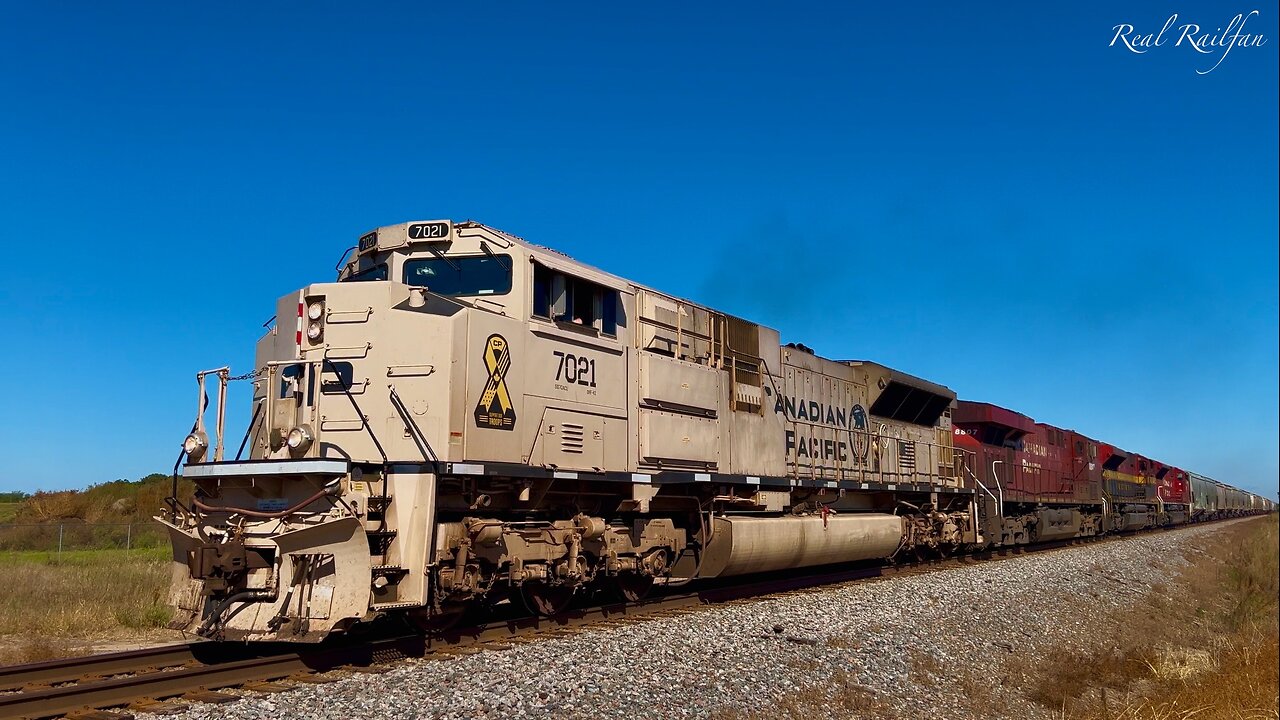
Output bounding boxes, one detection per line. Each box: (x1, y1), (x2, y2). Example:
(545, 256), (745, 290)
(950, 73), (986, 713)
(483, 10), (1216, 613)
(430, 247), (460, 272)
(480, 241), (510, 270)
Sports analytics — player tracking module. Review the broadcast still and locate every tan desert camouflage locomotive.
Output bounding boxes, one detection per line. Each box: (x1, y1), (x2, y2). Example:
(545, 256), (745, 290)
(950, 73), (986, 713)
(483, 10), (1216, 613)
(161, 220), (1271, 642)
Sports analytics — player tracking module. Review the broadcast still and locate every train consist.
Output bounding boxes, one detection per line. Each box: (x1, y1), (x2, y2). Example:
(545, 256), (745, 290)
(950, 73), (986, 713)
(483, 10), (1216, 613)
(160, 219), (1274, 642)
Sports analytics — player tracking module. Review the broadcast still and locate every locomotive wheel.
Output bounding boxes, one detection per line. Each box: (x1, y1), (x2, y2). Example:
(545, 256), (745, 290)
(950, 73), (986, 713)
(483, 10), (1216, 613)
(616, 574), (655, 602)
(520, 580), (575, 616)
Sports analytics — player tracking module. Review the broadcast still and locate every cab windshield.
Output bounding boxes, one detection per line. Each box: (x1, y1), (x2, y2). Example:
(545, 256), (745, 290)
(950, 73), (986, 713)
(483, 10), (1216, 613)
(342, 264), (388, 282)
(403, 255), (512, 296)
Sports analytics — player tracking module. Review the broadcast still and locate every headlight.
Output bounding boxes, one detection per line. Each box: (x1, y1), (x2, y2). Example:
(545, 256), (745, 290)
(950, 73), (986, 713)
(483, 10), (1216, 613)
(306, 321), (323, 341)
(286, 425), (314, 452)
(183, 432), (208, 461)
(307, 301), (325, 321)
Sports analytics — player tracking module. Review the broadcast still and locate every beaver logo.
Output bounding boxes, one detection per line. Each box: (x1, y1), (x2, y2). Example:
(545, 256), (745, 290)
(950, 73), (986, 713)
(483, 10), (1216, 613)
(849, 404), (869, 463)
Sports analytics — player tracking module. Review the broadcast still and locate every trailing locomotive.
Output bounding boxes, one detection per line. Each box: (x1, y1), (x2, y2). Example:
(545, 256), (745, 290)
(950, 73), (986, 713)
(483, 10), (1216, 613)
(159, 219), (1274, 642)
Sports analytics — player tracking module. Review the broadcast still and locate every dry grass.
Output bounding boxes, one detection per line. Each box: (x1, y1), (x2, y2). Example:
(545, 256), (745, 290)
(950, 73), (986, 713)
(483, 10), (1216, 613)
(824, 634), (864, 650)
(1032, 515), (1280, 720)
(710, 670), (896, 720)
(0, 547), (177, 665)
(908, 648), (944, 686)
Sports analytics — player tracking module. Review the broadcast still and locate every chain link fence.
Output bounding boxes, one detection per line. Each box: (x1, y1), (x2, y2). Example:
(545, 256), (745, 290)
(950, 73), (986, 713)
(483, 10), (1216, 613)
(0, 521), (169, 553)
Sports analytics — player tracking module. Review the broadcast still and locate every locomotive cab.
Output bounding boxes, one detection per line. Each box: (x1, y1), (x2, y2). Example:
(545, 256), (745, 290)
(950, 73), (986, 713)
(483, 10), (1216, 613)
(161, 220), (536, 641)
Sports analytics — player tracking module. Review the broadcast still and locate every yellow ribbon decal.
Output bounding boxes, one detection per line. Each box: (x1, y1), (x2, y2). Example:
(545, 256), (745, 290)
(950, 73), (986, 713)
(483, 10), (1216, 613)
(474, 334), (517, 430)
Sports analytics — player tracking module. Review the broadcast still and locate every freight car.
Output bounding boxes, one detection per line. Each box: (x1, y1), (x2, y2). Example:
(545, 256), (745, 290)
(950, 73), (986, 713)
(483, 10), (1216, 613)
(159, 219), (1274, 642)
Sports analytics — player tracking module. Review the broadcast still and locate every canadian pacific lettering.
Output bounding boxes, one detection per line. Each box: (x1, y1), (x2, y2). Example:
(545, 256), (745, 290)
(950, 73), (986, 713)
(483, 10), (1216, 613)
(786, 431), (850, 461)
(774, 394), (870, 463)
(773, 395), (865, 429)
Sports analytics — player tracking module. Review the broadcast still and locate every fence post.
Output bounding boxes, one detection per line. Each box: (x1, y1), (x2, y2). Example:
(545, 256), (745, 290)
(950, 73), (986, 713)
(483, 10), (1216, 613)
(58, 523), (64, 557)
(126, 523), (132, 553)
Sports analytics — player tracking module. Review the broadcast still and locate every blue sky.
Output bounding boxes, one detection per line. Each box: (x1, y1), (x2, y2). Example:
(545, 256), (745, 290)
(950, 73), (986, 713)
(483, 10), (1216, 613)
(0, 2), (1275, 498)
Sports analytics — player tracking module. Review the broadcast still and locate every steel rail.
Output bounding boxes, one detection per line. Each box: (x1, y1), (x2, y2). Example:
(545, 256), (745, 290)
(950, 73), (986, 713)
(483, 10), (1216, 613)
(0, 644), (204, 692)
(0, 641), (324, 693)
(0, 634), (430, 720)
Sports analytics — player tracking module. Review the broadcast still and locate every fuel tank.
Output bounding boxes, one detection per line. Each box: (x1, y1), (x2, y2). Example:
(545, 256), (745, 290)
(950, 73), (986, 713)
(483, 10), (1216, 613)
(1121, 511), (1153, 530)
(1032, 508), (1081, 541)
(693, 513), (904, 578)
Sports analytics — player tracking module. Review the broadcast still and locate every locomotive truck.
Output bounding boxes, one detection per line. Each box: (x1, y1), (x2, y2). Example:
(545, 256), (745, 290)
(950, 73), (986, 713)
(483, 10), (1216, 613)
(159, 219), (1273, 642)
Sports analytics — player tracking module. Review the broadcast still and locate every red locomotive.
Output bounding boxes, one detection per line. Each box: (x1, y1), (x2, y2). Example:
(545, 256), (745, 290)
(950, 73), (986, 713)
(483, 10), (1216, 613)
(954, 399), (1237, 540)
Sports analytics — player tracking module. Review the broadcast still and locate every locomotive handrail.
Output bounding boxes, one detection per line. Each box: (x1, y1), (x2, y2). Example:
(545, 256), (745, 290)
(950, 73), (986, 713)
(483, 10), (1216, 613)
(193, 366), (230, 462)
(261, 359), (315, 462)
(234, 399), (263, 462)
(323, 357), (388, 465)
(965, 463), (1001, 516)
(193, 480), (339, 519)
(778, 412), (964, 488)
(388, 385), (442, 474)
(634, 291), (718, 363)
(990, 460), (1007, 510)
(256, 357), (382, 464)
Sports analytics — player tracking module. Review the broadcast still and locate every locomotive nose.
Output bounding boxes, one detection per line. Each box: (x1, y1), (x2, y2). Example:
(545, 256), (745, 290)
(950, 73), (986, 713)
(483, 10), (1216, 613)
(159, 460), (376, 642)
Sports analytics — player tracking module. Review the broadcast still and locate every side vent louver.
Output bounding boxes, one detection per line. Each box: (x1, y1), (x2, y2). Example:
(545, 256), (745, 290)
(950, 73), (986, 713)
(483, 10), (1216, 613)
(560, 423), (585, 454)
(898, 440), (916, 473)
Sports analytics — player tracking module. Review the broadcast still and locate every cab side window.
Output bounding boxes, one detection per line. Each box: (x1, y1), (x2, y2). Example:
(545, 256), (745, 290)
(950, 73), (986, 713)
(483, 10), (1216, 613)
(532, 263), (619, 337)
(533, 264), (552, 318)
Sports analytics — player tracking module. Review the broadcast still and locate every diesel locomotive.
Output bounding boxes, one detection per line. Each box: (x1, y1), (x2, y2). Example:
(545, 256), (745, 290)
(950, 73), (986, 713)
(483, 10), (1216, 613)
(159, 219), (1273, 642)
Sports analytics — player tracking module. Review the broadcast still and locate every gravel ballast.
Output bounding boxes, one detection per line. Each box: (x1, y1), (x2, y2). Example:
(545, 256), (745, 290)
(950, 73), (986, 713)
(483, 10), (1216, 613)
(138, 520), (1246, 720)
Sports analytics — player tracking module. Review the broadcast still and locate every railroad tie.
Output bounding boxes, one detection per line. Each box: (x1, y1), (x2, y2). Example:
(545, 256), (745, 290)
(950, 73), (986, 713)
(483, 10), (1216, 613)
(290, 673), (340, 684)
(433, 646), (484, 655)
(181, 690), (239, 704)
(127, 698), (190, 715)
(242, 681), (294, 693)
(65, 710), (135, 720)
(344, 665), (391, 674)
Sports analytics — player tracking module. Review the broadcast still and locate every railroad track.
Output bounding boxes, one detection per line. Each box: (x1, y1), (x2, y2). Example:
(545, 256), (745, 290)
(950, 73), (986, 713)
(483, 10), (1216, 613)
(0, 589), (712, 720)
(0, 520), (1235, 720)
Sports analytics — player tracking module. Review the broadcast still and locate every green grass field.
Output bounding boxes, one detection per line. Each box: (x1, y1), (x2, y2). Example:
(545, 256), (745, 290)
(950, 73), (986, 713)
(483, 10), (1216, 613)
(0, 503), (18, 523)
(0, 547), (177, 664)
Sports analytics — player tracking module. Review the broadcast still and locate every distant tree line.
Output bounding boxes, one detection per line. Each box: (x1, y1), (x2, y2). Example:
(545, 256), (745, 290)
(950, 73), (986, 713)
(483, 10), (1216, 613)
(1, 473), (194, 524)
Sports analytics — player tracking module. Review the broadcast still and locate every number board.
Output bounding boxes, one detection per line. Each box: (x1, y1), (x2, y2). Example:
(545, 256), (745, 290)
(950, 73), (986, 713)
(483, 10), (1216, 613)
(357, 231), (378, 254)
(408, 222), (451, 241)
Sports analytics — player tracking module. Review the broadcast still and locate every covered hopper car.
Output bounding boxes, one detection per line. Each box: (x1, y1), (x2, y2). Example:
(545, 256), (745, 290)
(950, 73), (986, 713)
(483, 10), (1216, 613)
(159, 219), (1275, 642)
